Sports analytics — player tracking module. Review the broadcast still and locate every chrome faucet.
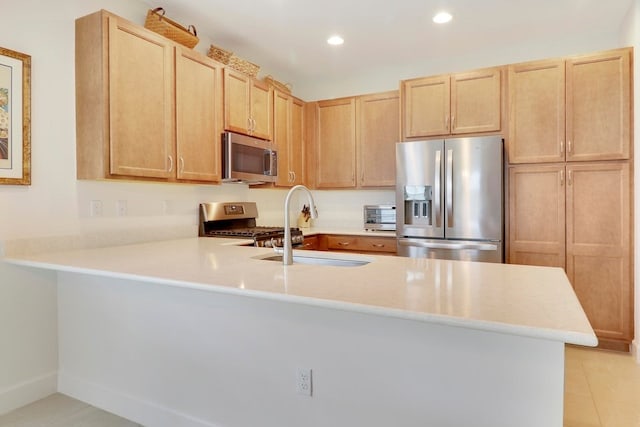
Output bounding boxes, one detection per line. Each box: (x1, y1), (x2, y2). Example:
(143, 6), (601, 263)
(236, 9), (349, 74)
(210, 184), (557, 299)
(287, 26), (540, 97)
(283, 185), (318, 265)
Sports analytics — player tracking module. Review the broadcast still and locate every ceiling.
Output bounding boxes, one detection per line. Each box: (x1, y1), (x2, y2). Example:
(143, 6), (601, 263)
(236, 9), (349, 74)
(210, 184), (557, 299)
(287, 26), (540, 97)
(142, 0), (633, 96)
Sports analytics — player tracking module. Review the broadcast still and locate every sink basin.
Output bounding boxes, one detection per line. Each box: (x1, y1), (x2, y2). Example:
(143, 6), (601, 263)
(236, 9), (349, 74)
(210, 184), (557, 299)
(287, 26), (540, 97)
(254, 254), (370, 267)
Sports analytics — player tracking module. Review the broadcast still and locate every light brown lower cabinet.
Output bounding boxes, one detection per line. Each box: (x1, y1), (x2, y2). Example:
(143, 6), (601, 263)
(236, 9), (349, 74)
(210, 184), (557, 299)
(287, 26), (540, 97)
(508, 161), (632, 350)
(299, 234), (396, 255)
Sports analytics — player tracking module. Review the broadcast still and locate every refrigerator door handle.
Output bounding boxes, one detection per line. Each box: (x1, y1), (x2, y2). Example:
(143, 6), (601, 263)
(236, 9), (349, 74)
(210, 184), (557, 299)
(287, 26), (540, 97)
(398, 239), (499, 251)
(446, 149), (453, 227)
(434, 150), (441, 227)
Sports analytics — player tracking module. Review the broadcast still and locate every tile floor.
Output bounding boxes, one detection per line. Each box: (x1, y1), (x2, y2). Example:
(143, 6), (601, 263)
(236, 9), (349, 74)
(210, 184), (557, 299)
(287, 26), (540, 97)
(0, 346), (638, 427)
(564, 345), (640, 427)
(0, 393), (140, 427)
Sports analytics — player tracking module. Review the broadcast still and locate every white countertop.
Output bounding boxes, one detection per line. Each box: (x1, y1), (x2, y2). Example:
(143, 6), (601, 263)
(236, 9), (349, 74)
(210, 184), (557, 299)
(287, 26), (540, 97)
(4, 237), (597, 346)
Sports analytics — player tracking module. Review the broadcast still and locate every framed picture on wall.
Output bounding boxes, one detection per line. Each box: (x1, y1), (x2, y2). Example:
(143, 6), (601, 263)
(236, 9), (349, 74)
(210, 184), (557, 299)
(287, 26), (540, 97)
(0, 46), (31, 185)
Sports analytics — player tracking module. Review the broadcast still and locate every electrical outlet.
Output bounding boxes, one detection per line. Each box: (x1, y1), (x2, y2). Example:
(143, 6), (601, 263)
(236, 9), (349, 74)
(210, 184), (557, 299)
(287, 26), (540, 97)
(296, 368), (312, 396)
(90, 200), (103, 217)
(116, 200), (128, 216)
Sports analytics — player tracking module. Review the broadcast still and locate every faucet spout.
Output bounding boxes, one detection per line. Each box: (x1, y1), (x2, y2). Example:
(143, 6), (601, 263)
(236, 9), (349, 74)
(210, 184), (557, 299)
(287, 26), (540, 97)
(283, 185), (318, 265)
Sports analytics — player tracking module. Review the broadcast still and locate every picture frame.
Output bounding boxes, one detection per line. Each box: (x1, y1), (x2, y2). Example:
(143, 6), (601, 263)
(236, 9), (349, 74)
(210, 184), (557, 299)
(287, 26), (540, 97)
(0, 46), (31, 185)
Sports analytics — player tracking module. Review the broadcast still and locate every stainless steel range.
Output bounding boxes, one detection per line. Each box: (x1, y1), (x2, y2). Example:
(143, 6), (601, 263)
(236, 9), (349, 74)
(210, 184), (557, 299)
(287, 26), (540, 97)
(198, 202), (304, 248)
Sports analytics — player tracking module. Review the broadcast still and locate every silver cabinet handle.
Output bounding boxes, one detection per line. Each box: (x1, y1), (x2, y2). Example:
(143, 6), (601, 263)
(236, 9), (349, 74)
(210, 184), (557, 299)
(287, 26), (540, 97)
(568, 169), (573, 186)
(560, 140), (564, 155)
(560, 169), (564, 186)
(434, 150), (441, 227)
(292, 171), (296, 182)
(167, 155), (173, 172)
(451, 116), (455, 131)
(372, 243), (385, 248)
(247, 117), (252, 133)
(445, 116), (450, 131)
(446, 149), (453, 227)
(337, 241), (350, 246)
(398, 239), (498, 251)
(567, 140), (572, 154)
(179, 156), (185, 173)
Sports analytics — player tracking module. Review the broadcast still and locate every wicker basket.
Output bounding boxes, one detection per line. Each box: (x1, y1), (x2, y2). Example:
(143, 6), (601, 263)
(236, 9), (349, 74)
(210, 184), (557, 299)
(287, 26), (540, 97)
(207, 44), (260, 78)
(263, 75), (292, 94)
(144, 8), (199, 48)
(228, 56), (260, 78)
(208, 45), (233, 64)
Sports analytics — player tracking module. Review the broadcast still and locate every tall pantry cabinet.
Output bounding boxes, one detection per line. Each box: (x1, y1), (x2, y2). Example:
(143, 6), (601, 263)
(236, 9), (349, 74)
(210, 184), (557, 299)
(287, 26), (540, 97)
(507, 48), (633, 350)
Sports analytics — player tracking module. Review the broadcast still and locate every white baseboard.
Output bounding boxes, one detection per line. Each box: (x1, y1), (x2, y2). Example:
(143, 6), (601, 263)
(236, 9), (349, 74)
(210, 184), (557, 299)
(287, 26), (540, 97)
(58, 372), (219, 427)
(0, 371), (57, 415)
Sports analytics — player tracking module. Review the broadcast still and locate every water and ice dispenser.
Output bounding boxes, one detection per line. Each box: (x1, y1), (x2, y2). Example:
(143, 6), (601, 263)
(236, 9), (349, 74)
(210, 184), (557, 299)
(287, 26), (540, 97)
(403, 185), (433, 226)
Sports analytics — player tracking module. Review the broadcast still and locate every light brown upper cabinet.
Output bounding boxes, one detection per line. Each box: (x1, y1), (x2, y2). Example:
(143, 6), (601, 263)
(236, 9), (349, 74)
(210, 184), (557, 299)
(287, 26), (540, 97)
(310, 91), (399, 189)
(273, 90), (305, 187)
(356, 91), (399, 187)
(76, 10), (223, 183)
(224, 68), (272, 140)
(566, 49), (631, 161)
(508, 60), (566, 164)
(401, 67), (502, 139)
(508, 48), (631, 164)
(175, 48), (223, 182)
(314, 97), (357, 188)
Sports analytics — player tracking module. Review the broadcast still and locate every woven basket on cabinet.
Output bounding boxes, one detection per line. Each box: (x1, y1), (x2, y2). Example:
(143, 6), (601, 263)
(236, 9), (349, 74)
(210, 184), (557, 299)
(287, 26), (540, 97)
(144, 7), (199, 48)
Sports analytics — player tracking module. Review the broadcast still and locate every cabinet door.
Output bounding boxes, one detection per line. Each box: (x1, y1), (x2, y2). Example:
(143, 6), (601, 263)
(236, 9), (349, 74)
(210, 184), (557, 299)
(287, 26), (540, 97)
(565, 162), (631, 343)
(273, 90), (291, 186)
(250, 79), (273, 140)
(316, 98), (356, 188)
(224, 68), (251, 135)
(508, 60), (565, 164)
(175, 48), (222, 182)
(401, 75), (450, 138)
(566, 49), (631, 161)
(290, 97), (305, 185)
(451, 67), (502, 135)
(357, 91), (399, 187)
(508, 164), (565, 267)
(108, 16), (174, 178)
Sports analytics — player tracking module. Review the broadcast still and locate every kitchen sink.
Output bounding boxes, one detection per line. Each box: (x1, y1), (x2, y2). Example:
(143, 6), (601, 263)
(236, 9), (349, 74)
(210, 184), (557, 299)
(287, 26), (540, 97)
(253, 253), (370, 267)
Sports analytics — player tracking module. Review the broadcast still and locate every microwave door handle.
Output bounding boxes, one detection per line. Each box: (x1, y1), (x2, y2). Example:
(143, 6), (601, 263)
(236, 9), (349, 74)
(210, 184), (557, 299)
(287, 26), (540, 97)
(265, 150), (277, 176)
(434, 150), (441, 227)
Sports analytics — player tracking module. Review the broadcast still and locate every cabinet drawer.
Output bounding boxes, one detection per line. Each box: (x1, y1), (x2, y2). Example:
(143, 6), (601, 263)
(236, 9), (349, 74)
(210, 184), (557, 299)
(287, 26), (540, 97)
(326, 235), (396, 254)
(299, 236), (319, 250)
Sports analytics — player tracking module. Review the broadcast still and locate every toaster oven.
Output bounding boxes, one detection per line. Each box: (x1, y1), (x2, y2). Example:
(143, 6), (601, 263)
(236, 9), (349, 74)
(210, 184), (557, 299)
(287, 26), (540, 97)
(363, 205), (396, 231)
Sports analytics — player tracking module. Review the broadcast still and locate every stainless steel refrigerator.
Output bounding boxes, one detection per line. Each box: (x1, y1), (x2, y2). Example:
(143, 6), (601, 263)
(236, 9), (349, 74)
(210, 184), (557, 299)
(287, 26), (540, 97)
(395, 136), (504, 263)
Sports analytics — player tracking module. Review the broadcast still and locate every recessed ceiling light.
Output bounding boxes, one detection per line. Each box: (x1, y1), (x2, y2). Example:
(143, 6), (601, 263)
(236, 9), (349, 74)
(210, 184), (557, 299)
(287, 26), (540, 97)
(327, 35), (344, 46)
(433, 12), (453, 24)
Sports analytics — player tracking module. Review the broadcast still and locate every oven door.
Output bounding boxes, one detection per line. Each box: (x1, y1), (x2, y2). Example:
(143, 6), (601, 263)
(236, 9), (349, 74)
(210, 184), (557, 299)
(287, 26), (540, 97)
(222, 132), (277, 183)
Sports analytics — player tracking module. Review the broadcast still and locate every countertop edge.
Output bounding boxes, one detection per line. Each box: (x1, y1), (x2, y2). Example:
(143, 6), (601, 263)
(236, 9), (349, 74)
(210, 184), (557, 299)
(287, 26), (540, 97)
(4, 255), (598, 348)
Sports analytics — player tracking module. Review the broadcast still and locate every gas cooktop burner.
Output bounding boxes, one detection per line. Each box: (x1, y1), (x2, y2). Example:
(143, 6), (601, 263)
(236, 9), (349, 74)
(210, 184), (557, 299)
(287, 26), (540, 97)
(199, 202), (305, 248)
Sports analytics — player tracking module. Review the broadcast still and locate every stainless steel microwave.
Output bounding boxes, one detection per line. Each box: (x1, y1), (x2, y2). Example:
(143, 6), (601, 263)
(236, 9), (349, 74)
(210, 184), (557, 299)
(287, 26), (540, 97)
(222, 131), (277, 184)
